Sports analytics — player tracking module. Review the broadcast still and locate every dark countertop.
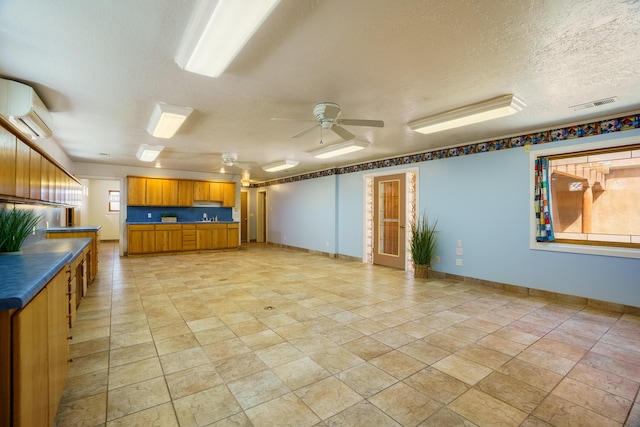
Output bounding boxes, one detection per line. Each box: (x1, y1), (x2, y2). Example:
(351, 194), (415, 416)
(0, 238), (92, 311)
(47, 226), (102, 233)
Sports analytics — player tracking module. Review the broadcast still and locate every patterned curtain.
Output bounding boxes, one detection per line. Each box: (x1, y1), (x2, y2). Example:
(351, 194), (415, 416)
(535, 157), (555, 241)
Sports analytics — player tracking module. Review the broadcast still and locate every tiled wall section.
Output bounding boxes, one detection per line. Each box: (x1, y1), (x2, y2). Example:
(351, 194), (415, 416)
(255, 113), (640, 187)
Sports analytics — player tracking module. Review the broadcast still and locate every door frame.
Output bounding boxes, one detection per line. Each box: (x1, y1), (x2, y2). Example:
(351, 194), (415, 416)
(363, 167), (419, 271)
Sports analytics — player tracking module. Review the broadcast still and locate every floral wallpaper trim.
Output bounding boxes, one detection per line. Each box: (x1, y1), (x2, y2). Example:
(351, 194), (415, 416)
(254, 113), (640, 188)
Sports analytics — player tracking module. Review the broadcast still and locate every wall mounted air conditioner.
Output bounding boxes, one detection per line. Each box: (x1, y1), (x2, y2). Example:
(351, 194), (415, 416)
(0, 78), (53, 140)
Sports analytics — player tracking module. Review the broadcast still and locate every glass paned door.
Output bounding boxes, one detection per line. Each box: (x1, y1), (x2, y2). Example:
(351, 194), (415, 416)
(373, 174), (406, 269)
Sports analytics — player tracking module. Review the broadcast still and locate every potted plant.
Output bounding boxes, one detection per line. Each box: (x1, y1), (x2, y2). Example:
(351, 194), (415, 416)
(410, 212), (438, 278)
(0, 207), (41, 254)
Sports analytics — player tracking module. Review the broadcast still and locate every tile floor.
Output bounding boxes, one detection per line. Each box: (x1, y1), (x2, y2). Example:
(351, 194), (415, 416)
(54, 241), (640, 426)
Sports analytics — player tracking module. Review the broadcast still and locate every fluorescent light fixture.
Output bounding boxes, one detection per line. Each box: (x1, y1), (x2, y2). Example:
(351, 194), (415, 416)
(147, 102), (193, 138)
(408, 95), (526, 135)
(262, 159), (299, 172)
(310, 140), (370, 159)
(136, 144), (164, 162)
(176, 0), (281, 78)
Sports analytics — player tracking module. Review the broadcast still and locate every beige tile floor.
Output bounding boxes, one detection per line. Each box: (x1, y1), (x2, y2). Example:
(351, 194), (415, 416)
(54, 241), (640, 426)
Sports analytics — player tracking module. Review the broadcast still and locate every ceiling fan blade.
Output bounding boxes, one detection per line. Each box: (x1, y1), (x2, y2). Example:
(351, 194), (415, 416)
(291, 123), (319, 139)
(338, 119), (384, 128)
(331, 125), (355, 141)
(271, 117), (315, 122)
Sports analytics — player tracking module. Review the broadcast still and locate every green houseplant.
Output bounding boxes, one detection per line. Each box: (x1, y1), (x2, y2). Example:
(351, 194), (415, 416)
(0, 207), (41, 253)
(410, 213), (438, 278)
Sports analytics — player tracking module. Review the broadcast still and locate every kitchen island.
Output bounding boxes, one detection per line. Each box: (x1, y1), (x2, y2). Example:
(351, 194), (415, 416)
(0, 236), (93, 427)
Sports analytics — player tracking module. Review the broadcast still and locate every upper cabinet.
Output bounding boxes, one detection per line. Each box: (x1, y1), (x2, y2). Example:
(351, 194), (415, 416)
(0, 128), (16, 196)
(127, 177), (233, 207)
(0, 125), (82, 206)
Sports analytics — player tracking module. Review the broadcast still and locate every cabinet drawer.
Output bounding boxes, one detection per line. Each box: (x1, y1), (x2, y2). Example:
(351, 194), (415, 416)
(155, 224), (181, 231)
(129, 224), (155, 231)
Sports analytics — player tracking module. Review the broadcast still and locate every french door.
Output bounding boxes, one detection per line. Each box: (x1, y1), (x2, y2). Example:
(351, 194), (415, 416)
(373, 173), (406, 269)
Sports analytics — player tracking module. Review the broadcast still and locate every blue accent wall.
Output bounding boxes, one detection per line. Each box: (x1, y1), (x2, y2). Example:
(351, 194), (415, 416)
(260, 132), (640, 307)
(127, 206), (233, 223)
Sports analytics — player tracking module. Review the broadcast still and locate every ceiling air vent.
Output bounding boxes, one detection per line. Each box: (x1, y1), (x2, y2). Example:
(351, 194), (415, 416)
(570, 96), (619, 111)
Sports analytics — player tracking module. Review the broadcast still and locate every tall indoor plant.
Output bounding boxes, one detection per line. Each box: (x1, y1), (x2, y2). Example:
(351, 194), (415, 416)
(0, 207), (41, 253)
(410, 212), (438, 278)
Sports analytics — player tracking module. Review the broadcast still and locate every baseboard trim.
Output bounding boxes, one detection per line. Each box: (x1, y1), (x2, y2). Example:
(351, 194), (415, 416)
(430, 270), (639, 315)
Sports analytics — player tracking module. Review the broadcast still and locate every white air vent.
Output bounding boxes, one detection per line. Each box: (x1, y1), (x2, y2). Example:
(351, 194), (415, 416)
(0, 78), (53, 139)
(570, 96), (619, 111)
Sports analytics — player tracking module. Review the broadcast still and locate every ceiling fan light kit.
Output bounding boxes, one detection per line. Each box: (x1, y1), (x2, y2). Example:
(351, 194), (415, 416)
(262, 159), (299, 172)
(136, 144), (165, 162)
(408, 95), (526, 135)
(241, 169), (251, 186)
(147, 102), (193, 138)
(311, 140), (370, 159)
(175, 0), (281, 78)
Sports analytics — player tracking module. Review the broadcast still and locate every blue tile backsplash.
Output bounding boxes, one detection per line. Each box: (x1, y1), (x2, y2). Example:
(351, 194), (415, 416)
(127, 206), (233, 223)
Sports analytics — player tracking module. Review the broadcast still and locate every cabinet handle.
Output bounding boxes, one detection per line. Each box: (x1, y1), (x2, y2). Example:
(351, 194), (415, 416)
(67, 336), (73, 340)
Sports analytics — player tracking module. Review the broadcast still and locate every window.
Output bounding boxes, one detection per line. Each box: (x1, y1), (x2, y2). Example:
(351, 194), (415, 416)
(108, 190), (120, 212)
(530, 130), (640, 259)
(549, 145), (640, 247)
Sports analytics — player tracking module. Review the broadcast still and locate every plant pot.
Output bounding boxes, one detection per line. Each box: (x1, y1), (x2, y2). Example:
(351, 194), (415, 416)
(414, 263), (430, 279)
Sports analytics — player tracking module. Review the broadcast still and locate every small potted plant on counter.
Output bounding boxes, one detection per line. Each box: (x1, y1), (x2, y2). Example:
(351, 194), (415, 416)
(0, 207), (41, 254)
(410, 212), (438, 279)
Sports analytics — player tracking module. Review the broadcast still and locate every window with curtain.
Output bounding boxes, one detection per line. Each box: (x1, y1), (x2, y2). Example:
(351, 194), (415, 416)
(536, 144), (640, 249)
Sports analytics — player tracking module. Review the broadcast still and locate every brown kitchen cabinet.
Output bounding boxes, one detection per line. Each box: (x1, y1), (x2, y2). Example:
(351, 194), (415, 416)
(8, 268), (69, 427)
(47, 229), (100, 284)
(155, 224), (182, 252)
(128, 224), (156, 254)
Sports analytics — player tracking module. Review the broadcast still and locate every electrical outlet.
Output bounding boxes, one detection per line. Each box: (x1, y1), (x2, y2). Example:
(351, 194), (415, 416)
(435, 256), (440, 263)
(456, 247), (463, 255)
(456, 258), (463, 266)
(147, 212), (152, 219)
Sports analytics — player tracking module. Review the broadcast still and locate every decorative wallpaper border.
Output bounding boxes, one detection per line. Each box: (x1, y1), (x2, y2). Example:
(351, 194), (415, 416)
(254, 113), (640, 188)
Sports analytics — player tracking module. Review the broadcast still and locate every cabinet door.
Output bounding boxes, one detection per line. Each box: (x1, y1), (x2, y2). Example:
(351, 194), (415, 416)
(227, 224), (239, 248)
(178, 180), (194, 206)
(156, 225), (182, 252)
(15, 140), (30, 198)
(196, 225), (213, 250)
(212, 224), (228, 249)
(209, 182), (223, 202)
(13, 287), (49, 427)
(222, 182), (236, 207)
(47, 269), (69, 426)
(146, 178), (163, 206)
(127, 177), (147, 205)
(193, 181), (210, 201)
(162, 179), (179, 206)
(29, 149), (41, 200)
(0, 129), (16, 197)
(40, 156), (50, 201)
(129, 225), (155, 254)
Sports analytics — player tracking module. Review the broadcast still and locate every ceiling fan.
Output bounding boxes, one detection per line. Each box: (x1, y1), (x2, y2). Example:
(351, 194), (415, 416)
(272, 102), (384, 142)
(216, 152), (255, 171)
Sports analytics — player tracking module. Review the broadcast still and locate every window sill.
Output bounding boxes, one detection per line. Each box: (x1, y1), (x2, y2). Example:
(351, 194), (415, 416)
(530, 240), (640, 259)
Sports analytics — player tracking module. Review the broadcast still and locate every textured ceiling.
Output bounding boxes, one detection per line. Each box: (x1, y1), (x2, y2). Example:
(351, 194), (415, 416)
(1, 0), (639, 182)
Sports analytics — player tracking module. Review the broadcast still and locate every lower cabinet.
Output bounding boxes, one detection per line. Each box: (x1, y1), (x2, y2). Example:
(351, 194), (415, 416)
(128, 223), (239, 255)
(8, 268), (70, 427)
(155, 224), (182, 252)
(196, 224), (227, 250)
(128, 224), (156, 254)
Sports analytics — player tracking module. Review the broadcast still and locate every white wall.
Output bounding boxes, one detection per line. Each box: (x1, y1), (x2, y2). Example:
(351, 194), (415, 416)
(84, 179), (120, 240)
